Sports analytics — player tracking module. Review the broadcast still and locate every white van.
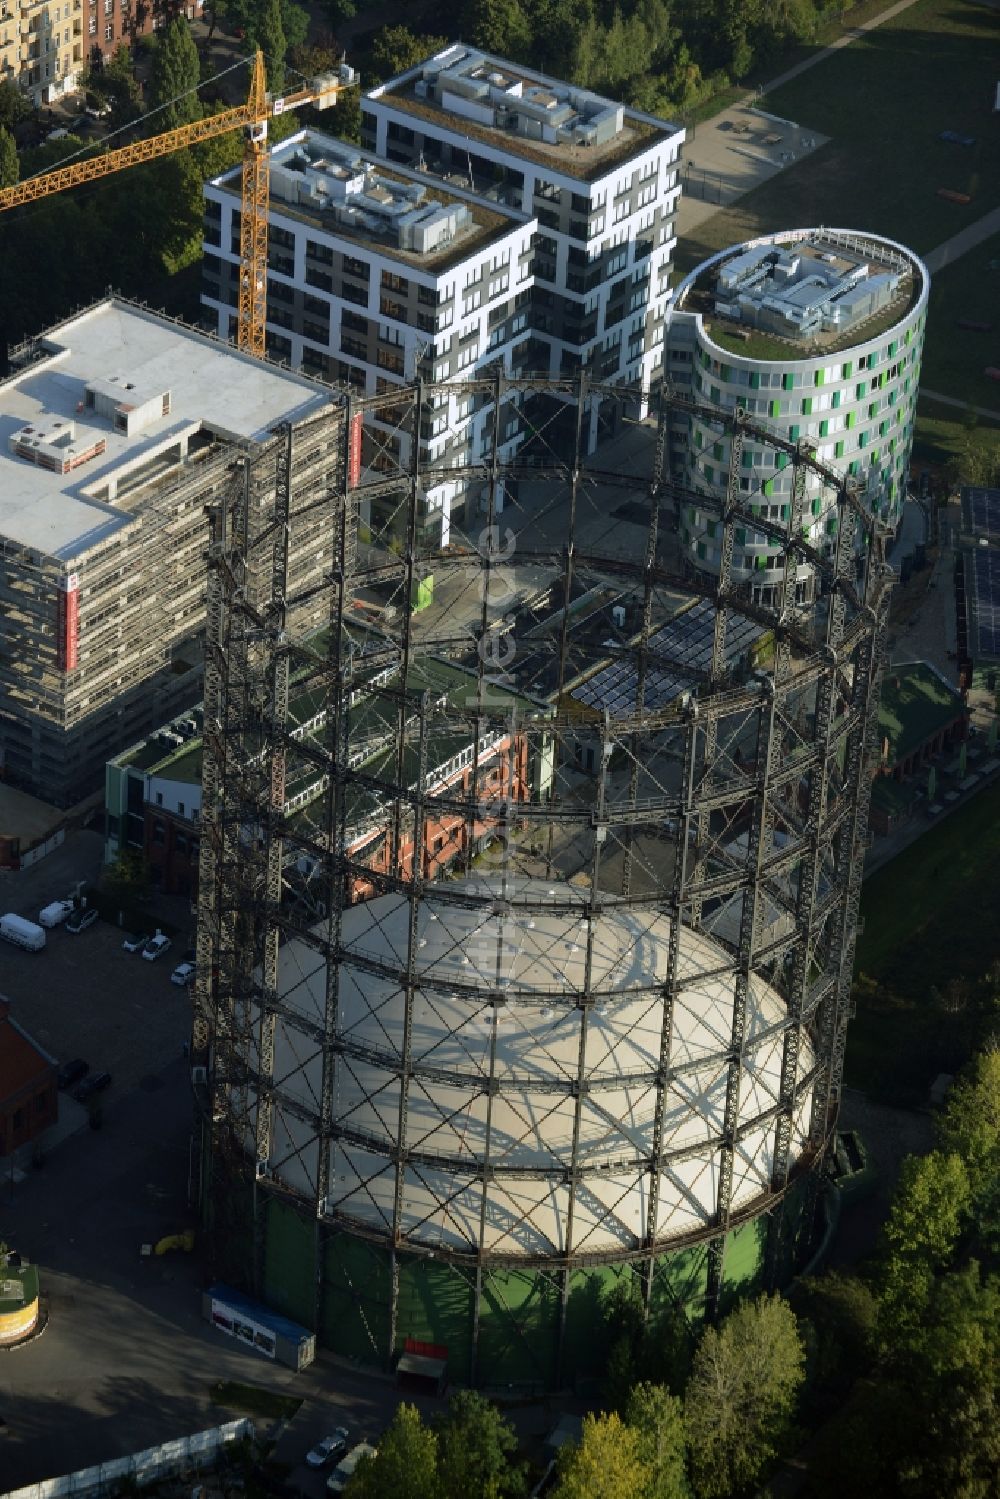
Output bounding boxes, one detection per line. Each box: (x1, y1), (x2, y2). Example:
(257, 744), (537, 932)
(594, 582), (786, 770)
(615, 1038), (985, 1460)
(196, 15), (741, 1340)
(1, 913), (47, 951)
(326, 1443), (377, 1494)
(39, 900), (73, 928)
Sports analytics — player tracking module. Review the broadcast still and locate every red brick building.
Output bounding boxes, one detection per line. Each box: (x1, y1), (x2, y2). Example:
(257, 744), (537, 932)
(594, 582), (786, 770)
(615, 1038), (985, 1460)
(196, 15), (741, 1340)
(87, 0), (203, 68)
(0, 999), (57, 1159)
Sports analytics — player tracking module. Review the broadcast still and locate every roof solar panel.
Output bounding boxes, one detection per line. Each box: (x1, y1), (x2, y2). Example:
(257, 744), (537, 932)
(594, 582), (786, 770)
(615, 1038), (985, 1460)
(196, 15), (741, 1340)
(972, 547), (1000, 661)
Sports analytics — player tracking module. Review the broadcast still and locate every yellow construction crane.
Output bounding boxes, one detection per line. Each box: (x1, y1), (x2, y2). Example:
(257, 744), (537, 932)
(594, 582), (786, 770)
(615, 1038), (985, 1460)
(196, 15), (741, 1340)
(0, 51), (353, 359)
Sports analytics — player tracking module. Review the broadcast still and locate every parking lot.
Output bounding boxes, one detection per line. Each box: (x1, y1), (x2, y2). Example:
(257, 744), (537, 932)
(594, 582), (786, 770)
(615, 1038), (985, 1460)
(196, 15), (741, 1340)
(0, 831), (195, 1102)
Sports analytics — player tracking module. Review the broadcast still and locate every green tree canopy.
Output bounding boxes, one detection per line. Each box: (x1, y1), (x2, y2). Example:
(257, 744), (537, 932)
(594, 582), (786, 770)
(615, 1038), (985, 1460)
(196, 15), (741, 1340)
(246, 0), (287, 93)
(0, 125), (18, 189)
(371, 26), (449, 80)
(623, 1383), (690, 1499)
(345, 1405), (439, 1499)
(551, 1413), (649, 1499)
(937, 1047), (1000, 1198)
(877, 1150), (971, 1342)
(684, 1294), (804, 1499)
(468, 0), (533, 60)
(149, 18), (203, 131)
(434, 1390), (525, 1499)
(0, 79), (30, 133)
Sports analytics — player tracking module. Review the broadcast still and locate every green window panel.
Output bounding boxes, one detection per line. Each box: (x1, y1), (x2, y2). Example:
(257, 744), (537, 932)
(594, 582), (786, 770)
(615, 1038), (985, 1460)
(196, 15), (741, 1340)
(801, 397), (812, 415)
(783, 372), (794, 390)
(769, 399), (780, 417)
(742, 451), (753, 469)
(713, 441), (723, 460)
(872, 449), (879, 463)
(694, 428), (703, 448)
(697, 541), (706, 560)
(755, 555), (767, 571)
(763, 479), (775, 497)
(832, 390), (841, 409)
(711, 386), (721, 404)
(888, 340), (897, 357)
(842, 360), (853, 377)
(868, 403), (877, 419)
(827, 516), (838, 535)
(736, 527), (746, 545)
(849, 459), (860, 476)
(719, 364), (731, 381)
(704, 465), (715, 483)
(781, 504), (790, 520)
(835, 439), (845, 459)
(879, 371), (886, 387)
(777, 452), (789, 470)
(819, 419), (829, 437)
(858, 431), (868, 448)
(879, 421), (888, 437)
(889, 389), (897, 406)
(814, 368), (825, 386)
(789, 424), (800, 441)
(856, 382), (866, 400)
(812, 497), (821, 516)
(846, 411), (856, 429)
(707, 520), (718, 539)
(749, 370), (760, 389)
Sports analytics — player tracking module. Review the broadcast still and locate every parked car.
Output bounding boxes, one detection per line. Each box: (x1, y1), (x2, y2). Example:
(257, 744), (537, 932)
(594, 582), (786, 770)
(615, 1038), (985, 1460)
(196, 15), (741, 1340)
(57, 1058), (89, 1091)
(73, 1071), (111, 1102)
(306, 1429), (350, 1468)
(66, 906), (98, 933)
(39, 899), (74, 928)
(141, 933), (172, 962)
(170, 961), (196, 987)
(122, 931), (150, 953)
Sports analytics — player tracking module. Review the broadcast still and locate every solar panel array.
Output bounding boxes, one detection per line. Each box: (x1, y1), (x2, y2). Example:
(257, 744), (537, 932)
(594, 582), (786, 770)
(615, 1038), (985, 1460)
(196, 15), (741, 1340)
(972, 547), (1000, 661)
(963, 487), (1000, 542)
(573, 598), (765, 715)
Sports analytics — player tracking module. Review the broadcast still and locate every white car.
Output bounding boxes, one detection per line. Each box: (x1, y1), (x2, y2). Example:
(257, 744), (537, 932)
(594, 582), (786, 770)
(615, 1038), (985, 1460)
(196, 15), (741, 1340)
(306, 1428), (350, 1468)
(141, 933), (172, 962)
(170, 961), (195, 987)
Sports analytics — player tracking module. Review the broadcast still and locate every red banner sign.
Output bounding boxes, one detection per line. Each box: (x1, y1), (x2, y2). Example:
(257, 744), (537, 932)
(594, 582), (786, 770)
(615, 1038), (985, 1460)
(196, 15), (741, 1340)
(56, 573), (79, 672)
(348, 410), (363, 489)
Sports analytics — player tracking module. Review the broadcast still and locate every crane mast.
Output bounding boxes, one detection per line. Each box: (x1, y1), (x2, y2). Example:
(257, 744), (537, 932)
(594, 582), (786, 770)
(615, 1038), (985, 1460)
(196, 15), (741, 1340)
(0, 48), (354, 359)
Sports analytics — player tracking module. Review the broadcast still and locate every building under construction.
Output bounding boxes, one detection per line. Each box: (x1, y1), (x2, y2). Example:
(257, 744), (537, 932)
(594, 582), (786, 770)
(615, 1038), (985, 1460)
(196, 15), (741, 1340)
(0, 298), (338, 805)
(192, 373), (892, 1390)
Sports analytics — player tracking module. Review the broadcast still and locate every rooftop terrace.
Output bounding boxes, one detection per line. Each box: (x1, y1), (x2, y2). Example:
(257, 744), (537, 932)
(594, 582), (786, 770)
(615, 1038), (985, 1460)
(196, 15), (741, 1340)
(0, 301), (328, 563)
(212, 131), (520, 272)
(369, 44), (677, 183)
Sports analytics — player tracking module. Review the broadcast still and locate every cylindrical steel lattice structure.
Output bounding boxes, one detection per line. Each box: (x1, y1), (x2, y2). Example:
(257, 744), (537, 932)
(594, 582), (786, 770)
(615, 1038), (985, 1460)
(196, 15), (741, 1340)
(193, 374), (891, 1390)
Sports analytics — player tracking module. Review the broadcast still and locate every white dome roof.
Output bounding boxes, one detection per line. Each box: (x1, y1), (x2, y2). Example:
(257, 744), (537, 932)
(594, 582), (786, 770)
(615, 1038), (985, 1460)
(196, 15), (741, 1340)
(261, 878), (815, 1257)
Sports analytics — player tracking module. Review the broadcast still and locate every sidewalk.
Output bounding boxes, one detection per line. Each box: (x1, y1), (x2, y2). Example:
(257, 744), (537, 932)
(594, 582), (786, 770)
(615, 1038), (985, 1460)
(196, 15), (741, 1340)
(759, 0), (922, 95)
(922, 207), (1000, 275)
(919, 388), (1000, 423)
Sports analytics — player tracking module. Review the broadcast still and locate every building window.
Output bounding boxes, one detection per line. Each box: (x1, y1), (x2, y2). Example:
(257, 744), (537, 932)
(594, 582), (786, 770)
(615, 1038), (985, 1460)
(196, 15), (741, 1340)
(156, 792), (163, 806)
(153, 822), (166, 845)
(177, 802), (185, 817)
(104, 19), (112, 37)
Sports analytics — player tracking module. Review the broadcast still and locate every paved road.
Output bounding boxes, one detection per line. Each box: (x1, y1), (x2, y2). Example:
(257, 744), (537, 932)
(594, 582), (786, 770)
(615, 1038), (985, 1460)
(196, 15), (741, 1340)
(759, 0), (922, 95)
(919, 388), (1000, 422)
(922, 207), (1000, 275)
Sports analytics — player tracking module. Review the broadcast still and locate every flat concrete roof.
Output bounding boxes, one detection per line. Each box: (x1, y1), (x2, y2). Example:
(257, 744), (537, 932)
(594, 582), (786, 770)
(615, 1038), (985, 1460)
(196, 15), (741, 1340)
(0, 301), (330, 564)
(0, 783), (65, 844)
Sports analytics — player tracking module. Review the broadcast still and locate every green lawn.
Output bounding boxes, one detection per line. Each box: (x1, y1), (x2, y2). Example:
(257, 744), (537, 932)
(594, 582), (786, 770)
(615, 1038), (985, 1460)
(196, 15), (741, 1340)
(845, 779), (1000, 1103)
(674, 0), (1000, 279)
(919, 239), (1000, 411)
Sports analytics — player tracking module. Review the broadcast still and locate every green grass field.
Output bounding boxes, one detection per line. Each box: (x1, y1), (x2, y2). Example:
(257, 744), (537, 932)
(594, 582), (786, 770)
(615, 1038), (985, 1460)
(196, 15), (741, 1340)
(845, 780), (1000, 1103)
(919, 240), (1000, 411)
(674, 0), (1000, 278)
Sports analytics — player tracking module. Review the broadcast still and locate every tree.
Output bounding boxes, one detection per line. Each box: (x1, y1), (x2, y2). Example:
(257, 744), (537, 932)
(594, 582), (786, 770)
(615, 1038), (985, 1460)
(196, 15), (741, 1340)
(791, 1271), (877, 1408)
(434, 1390), (525, 1499)
(345, 1405), (439, 1499)
(0, 78), (30, 133)
(877, 1150), (971, 1344)
(148, 18), (203, 131)
(280, 0), (309, 54)
(684, 1294), (804, 1499)
(623, 1383), (690, 1499)
(551, 1413), (649, 1499)
(0, 126), (17, 189)
(247, 0), (287, 93)
(372, 26), (450, 80)
(468, 0), (533, 60)
(937, 1047), (1000, 1199)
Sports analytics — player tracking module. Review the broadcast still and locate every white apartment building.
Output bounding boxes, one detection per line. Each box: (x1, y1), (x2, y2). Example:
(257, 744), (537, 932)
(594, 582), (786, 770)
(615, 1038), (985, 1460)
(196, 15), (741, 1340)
(202, 130), (537, 545)
(363, 44), (685, 451)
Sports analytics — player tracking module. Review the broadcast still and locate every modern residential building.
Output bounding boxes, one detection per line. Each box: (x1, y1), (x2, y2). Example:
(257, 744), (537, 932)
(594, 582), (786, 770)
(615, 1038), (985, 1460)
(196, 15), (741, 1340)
(362, 44), (685, 451)
(202, 130), (537, 545)
(0, 297), (339, 806)
(664, 229), (929, 603)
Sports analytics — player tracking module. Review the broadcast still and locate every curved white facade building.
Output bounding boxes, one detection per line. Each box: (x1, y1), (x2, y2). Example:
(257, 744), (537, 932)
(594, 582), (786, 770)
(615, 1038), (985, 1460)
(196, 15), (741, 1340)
(665, 228), (929, 602)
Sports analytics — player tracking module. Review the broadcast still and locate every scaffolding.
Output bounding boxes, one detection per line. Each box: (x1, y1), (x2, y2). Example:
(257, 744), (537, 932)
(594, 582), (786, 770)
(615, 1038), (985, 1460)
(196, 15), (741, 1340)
(192, 373), (892, 1386)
